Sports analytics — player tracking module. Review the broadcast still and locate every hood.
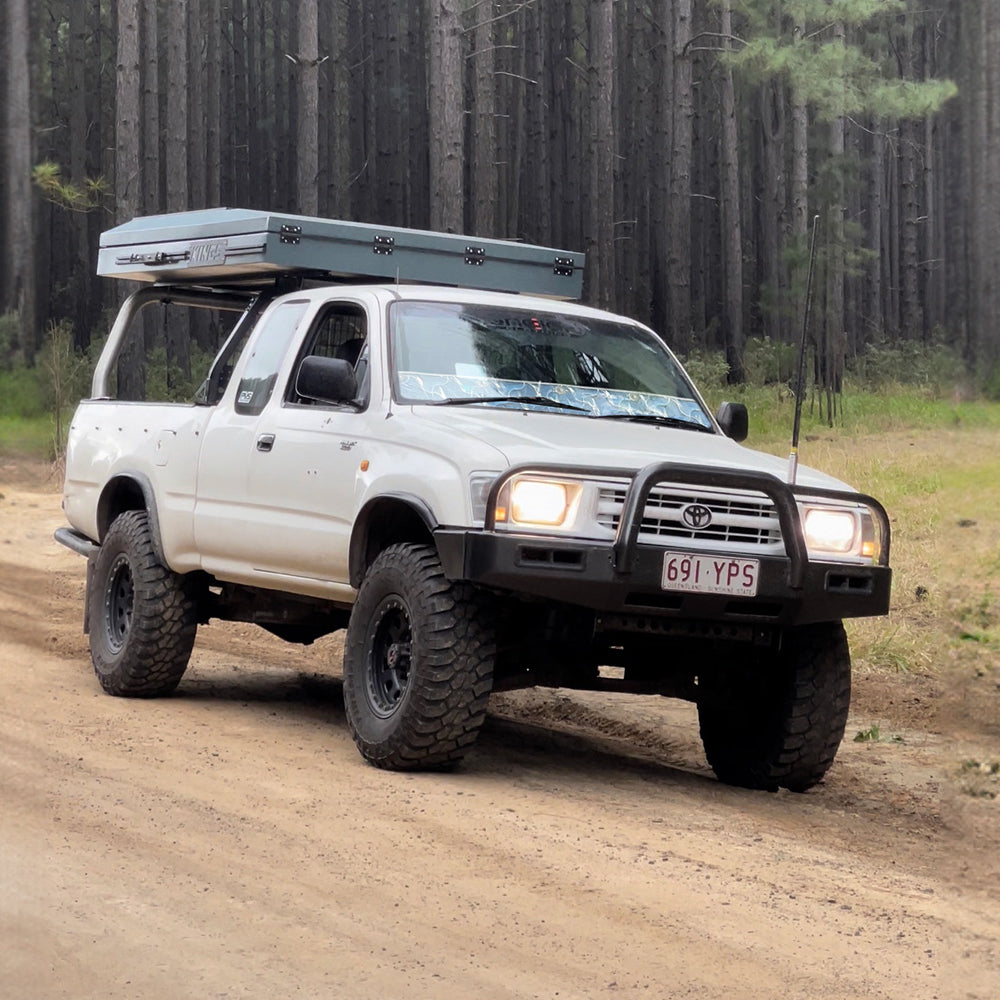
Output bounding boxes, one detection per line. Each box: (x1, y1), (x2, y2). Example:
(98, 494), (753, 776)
(407, 406), (852, 492)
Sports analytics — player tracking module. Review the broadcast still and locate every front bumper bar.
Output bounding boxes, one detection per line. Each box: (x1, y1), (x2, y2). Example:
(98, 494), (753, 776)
(436, 462), (892, 627)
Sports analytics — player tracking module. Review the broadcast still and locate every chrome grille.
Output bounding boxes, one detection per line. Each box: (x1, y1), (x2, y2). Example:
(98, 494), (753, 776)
(596, 484), (782, 547)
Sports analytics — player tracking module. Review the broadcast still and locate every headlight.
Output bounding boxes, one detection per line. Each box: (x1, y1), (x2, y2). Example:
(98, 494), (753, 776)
(803, 507), (858, 554)
(494, 476), (583, 529)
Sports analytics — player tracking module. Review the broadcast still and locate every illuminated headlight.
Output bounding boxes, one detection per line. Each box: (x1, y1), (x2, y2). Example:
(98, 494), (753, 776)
(495, 476), (583, 530)
(512, 480), (570, 525)
(803, 507), (858, 554)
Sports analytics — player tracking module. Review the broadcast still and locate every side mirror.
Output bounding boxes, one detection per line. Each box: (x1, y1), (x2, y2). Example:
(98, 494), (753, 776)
(716, 401), (748, 442)
(296, 355), (358, 404)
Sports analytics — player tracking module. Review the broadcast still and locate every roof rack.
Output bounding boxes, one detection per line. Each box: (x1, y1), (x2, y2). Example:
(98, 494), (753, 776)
(98, 208), (585, 301)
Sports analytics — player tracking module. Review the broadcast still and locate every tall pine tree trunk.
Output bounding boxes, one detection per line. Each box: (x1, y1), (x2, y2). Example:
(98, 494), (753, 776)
(651, 0), (674, 335)
(141, 0), (160, 215)
(719, 1), (744, 381)
(588, 0), (615, 309)
(790, 20), (809, 345)
(296, 0), (319, 216)
(188, 0), (205, 210)
(760, 80), (785, 344)
(325, 0), (350, 217)
(983, 1), (1000, 368)
(427, 0), (463, 232)
(115, 0), (142, 398)
(470, 3), (497, 237)
(5, 0), (35, 362)
(69, 0), (91, 348)
(165, 0), (190, 381)
(205, 0), (221, 207)
(668, 0), (693, 351)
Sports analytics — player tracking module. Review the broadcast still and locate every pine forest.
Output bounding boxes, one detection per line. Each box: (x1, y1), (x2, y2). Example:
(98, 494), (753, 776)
(2, 0), (999, 394)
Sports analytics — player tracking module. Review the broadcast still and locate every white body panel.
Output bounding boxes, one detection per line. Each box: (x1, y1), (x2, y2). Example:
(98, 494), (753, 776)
(62, 282), (855, 605)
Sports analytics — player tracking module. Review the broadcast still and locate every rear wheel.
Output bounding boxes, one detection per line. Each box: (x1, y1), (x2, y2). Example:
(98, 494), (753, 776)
(343, 543), (495, 770)
(696, 622), (851, 792)
(88, 510), (198, 697)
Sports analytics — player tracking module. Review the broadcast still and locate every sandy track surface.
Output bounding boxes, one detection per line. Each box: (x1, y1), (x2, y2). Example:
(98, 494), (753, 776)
(1, 466), (997, 999)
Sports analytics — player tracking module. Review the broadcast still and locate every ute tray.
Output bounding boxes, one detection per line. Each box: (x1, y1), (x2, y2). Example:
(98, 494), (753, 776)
(98, 208), (585, 300)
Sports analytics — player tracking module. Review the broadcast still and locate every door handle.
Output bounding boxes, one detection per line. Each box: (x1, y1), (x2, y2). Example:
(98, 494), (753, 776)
(256, 433), (275, 452)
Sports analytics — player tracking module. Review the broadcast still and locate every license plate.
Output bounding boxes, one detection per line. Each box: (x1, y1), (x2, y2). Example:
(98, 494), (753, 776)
(661, 552), (760, 597)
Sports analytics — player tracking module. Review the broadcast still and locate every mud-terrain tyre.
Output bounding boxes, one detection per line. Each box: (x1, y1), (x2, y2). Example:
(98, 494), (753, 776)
(696, 622), (851, 792)
(343, 543), (495, 770)
(88, 510), (198, 697)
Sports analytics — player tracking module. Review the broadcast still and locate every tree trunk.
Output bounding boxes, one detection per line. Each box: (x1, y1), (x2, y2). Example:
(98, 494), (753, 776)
(165, 0), (190, 381)
(822, 24), (847, 420)
(115, 0), (143, 398)
(324, 0), (350, 217)
(718, 1), (744, 382)
(296, 0), (319, 216)
(469, 1), (497, 237)
(5, 0), (35, 362)
(982, 1), (1000, 368)
(69, 0), (92, 347)
(141, 0), (160, 215)
(760, 80), (785, 343)
(867, 124), (884, 344)
(231, 0), (250, 207)
(588, 0), (615, 309)
(427, 0), (463, 232)
(188, 0), (205, 210)
(205, 0), (221, 207)
(790, 17), (809, 346)
(668, 0), (693, 352)
(651, 0), (674, 335)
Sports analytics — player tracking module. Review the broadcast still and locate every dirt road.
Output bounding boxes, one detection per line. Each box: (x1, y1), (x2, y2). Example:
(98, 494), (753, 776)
(1, 463), (997, 999)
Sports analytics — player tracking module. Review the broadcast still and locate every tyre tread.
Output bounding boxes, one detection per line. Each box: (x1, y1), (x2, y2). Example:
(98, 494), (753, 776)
(89, 510), (197, 697)
(698, 622), (851, 792)
(344, 543), (495, 771)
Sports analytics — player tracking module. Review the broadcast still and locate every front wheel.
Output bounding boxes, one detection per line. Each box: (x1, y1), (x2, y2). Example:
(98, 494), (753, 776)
(88, 510), (198, 697)
(696, 622), (852, 792)
(343, 543), (495, 770)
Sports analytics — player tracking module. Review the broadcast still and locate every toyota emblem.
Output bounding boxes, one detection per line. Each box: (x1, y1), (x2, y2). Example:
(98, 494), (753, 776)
(681, 503), (713, 529)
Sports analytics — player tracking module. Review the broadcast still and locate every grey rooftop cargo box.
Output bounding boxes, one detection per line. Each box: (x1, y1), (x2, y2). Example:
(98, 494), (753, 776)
(98, 208), (585, 300)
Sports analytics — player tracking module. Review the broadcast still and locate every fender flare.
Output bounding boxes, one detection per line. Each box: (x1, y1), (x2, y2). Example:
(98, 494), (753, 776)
(348, 492), (438, 589)
(96, 471), (167, 566)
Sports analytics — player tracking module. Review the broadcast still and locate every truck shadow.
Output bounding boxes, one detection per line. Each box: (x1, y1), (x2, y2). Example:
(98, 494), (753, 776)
(176, 670), (348, 725)
(474, 712), (718, 793)
(176, 670), (719, 792)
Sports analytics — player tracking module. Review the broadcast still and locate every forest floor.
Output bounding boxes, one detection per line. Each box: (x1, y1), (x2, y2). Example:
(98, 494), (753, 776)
(1, 446), (998, 1000)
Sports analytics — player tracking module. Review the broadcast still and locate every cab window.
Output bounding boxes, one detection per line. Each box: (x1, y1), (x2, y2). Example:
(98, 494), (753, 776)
(233, 300), (308, 416)
(287, 303), (369, 406)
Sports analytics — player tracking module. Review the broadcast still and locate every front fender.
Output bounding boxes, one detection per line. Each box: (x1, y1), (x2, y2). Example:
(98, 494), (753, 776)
(348, 493), (438, 588)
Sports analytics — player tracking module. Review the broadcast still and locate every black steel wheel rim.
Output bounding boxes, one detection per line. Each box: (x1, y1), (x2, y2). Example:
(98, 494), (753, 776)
(365, 596), (412, 719)
(104, 554), (135, 653)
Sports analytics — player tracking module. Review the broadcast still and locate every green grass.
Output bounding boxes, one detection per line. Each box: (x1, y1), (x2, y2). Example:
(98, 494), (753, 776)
(0, 414), (58, 458)
(702, 381), (1000, 449)
(0, 367), (47, 420)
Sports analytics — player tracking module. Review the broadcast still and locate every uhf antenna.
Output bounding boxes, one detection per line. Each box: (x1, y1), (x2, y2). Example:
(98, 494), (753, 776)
(788, 214), (821, 484)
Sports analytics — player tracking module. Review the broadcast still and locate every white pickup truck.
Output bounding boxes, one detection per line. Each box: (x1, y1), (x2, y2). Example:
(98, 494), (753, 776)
(57, 209), (892, 791)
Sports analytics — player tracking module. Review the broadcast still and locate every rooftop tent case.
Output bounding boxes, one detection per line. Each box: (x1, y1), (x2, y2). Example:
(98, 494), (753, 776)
(97, 208), (585, 300)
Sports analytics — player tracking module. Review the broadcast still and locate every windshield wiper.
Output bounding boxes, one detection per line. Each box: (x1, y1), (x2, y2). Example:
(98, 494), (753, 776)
(591, 413), (714, 432)
(429, 395), (588, 412)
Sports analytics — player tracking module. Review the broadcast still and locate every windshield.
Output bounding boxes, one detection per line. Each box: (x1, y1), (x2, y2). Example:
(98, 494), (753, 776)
(389, 301), (713, 428)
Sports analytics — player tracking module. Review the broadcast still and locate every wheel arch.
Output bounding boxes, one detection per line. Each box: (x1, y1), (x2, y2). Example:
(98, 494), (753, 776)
(96, 472), (166, 564)
(349, 493), (438, 589)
